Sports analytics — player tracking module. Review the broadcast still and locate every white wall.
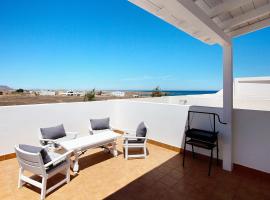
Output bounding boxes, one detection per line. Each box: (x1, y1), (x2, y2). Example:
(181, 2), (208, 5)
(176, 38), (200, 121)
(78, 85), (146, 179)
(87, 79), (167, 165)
(1, 99), (270, 173)
(0, 101), (116, 155)
(233, 109), (270, 173)
(234, 77), (270, 99)
(113, 100), (190, 148)
(114, 101), (270, 173)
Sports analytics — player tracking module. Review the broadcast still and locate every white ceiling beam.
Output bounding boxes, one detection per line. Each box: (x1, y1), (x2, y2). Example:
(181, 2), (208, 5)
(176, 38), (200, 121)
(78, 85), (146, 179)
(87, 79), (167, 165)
(129, 0), (161, 13)
(176, 0), (231, 45)
(129, 0), (231, 45)
(208, 0), (253, 18)
(194, 0), (212, 14)
(221, 3), (270, 30)
(228, 17), (270, 37)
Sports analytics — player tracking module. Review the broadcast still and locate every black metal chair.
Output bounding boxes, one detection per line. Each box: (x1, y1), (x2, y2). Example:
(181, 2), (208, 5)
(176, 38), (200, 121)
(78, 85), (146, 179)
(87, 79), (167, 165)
(182, 111), (226, 176)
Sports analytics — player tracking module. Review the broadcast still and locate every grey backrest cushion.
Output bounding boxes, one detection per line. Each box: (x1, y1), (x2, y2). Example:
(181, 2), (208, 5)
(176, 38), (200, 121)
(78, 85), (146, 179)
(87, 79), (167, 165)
(19, 144), (52, 164)
(136, 122), (147, 138)
(90, 117), (110, 130)
(40, 124), (66, 140)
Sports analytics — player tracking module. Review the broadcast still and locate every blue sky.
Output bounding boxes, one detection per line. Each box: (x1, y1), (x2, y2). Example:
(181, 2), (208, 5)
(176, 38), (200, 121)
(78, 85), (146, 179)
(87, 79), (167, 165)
(0, 0), (270, 90)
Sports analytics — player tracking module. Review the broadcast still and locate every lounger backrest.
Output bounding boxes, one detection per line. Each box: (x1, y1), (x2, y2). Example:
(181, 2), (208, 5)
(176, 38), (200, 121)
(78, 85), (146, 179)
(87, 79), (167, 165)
(15, 146), (46, 175)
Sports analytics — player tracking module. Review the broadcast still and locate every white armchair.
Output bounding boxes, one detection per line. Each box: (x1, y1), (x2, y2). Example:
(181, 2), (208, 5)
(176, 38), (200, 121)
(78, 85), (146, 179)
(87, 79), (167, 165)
(89, 117), (116, 152)
(15, 144), (72, 200)
(89, 117), (113, 135)
(122, 122), (148, 160)
(39, 124), (78, 148)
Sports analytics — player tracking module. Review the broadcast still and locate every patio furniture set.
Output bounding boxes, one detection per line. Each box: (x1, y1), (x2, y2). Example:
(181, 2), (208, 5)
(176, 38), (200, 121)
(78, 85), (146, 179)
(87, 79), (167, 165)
(15, 118), (148, 200)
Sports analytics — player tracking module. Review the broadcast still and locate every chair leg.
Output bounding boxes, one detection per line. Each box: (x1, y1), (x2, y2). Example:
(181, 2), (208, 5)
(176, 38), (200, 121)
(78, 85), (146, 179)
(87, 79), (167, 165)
(18, 167), (24, 188)
(216, 138), (219, 166)
(182, 136), (186, 167)
(66, 166), (70, 183)
(143, 146), (147, 159)
(125, 146), (128, 160)
(192, 144), (195, 159)
(41, 177), (47, 200)
(208, 149), (213, 176)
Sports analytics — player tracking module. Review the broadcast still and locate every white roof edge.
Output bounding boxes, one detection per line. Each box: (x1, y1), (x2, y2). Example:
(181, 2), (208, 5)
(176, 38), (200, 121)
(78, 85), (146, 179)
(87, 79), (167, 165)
(234, 76), (270, 82)
(129, 0), (231, 46)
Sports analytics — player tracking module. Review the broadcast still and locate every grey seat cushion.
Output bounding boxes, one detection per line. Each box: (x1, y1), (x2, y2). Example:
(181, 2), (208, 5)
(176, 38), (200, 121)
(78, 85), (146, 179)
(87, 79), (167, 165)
(136, 122), (147, 142)
(40, 124), (66, 139)
(127, 139), (144, 144)
(46, 160), (67, 173)
(90, 117), (110, 130)
(19, 144), (52, 164)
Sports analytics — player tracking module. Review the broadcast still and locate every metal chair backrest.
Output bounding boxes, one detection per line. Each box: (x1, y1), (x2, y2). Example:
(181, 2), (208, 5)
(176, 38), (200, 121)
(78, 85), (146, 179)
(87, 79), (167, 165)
(187, 111), (226, 133)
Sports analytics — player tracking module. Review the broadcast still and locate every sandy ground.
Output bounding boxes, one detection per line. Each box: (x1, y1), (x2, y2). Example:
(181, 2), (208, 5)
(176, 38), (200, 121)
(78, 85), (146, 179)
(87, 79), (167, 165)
(0, 94), (148, 106)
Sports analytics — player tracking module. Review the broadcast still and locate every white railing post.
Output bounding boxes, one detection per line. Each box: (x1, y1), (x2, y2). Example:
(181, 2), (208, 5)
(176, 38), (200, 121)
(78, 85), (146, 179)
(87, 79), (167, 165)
(222, 42), (233, 171)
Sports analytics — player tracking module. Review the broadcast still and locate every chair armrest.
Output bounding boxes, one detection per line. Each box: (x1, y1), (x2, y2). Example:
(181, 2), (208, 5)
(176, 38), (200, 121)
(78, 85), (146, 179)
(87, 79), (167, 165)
(88, 126), (93, 134)
(122, 134), (146, 140)
(42, 144), (52, 151)
(121, 129), (136, 135)
(44, 150), (73, 168)
(40, 138), (56, 144)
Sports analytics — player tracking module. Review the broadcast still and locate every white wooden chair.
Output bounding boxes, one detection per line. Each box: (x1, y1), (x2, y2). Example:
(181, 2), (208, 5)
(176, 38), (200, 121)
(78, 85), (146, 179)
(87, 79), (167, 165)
(15, 145), (72, 200)
(89, 117), (115, 152)
(89, 117), (114, 135)
(122, 122), (148, 160)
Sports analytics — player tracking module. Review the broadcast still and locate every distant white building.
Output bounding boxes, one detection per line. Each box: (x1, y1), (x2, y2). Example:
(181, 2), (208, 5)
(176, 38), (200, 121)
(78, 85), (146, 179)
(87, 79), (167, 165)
(132, 94), (139, 98)
(39, 90), (56, 96)
(59, 91), (85, 96)
(111, 91), (125, 97)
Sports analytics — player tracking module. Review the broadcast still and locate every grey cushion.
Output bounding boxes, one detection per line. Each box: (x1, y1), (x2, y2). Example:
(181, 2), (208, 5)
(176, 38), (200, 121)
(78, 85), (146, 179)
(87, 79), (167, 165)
(46, 160), (66, 173)
(136, 122), (147, 142)
(19, 144), (52, 164)
(40, 124), (66, 140)
(90, 117), (110, 130)
(127, 139), (144, 144)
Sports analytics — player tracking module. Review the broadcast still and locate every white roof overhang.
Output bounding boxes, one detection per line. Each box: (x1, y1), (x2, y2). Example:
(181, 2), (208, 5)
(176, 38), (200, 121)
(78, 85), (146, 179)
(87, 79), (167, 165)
(129, 0), (270, 46)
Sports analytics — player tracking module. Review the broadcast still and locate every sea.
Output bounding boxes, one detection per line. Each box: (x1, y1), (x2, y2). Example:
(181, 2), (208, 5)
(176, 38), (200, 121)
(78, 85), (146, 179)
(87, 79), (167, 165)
(121, 90), (218, 96)
(161, 90), (218, 96)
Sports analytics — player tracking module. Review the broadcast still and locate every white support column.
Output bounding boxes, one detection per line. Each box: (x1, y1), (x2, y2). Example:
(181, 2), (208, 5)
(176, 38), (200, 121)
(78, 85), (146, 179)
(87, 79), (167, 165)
(222, 43), (233, 171)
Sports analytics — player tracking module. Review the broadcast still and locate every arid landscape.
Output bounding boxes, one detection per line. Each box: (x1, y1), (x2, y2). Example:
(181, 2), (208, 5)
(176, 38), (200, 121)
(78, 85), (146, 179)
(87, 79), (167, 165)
(0, 93), (149, 106)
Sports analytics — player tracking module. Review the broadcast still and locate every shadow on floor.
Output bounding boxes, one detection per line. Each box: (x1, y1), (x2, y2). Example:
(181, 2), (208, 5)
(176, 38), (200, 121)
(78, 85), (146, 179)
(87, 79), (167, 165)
(104, 152), (270, 200)
(78, 149), (123, 171)
(24, 149), (123, 197)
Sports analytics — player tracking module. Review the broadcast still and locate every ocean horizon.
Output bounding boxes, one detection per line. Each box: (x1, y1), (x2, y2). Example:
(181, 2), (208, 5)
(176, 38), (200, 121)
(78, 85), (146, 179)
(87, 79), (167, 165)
(109, 90), (218, 96)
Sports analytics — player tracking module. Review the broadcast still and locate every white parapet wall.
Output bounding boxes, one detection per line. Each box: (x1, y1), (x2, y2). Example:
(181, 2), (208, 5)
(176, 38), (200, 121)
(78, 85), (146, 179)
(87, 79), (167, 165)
(0, 101), (116, 155)
(113, 100), (190, 148)
(0, 99), (270, 173)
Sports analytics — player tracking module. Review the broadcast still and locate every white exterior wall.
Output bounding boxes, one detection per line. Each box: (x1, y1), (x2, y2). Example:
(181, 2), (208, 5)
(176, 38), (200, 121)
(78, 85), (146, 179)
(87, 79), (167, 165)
(233, 109), (270, 173)
(0, 100), (270, 173)
(0, 101), (116, 155)
(234, 77), (270, 99)
(113, 100), (190, 148)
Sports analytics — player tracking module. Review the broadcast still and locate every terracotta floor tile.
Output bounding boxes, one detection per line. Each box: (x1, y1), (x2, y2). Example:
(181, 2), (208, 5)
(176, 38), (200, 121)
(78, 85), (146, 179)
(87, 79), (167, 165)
(1, 139), (269, 200)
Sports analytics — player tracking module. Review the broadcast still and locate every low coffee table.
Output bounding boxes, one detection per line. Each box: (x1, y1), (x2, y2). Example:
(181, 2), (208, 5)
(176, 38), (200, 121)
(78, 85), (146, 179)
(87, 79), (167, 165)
(59, 131), (121, 174)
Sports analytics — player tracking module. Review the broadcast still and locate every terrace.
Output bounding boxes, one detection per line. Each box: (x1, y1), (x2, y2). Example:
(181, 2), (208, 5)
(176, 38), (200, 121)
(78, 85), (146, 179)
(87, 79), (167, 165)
(1, 0), (270, 199)
(2, 138), (270, 200)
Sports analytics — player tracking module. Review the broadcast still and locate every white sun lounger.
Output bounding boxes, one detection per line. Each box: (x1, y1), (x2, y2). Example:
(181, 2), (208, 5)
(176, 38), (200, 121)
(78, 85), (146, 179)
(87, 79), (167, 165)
(59, 130), (121, 174)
